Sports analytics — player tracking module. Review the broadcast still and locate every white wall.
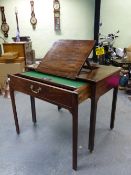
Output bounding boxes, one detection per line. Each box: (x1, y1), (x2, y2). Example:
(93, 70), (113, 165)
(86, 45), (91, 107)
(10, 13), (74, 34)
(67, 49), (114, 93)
(0, 0), (95, 58)
(100, 0), (131, 48)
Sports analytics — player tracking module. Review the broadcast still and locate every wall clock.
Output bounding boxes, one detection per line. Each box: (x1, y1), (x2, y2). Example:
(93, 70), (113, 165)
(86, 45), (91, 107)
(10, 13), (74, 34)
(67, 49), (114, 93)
(53, 0), (60, 31)
(30, 0), (37, 29)
(0, 7), (9, 37)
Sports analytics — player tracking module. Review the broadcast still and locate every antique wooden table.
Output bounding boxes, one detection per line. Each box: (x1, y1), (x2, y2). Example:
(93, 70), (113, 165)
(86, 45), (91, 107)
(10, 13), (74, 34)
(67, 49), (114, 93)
(9, 65), (120, 170)
(9, 40), (121, 170)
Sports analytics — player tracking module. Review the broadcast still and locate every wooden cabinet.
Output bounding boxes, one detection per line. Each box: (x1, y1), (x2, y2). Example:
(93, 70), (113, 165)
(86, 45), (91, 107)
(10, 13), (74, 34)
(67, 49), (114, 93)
(3, 42), (34, 65)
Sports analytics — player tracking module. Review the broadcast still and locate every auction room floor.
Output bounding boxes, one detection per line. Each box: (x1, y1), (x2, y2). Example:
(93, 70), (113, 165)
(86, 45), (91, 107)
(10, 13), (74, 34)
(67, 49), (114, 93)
(0, 89), (131, 175)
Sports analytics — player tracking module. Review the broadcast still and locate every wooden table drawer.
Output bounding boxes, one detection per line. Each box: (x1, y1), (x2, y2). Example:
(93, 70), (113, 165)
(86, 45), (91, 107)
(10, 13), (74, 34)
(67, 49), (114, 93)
(9, 74), (78, 108)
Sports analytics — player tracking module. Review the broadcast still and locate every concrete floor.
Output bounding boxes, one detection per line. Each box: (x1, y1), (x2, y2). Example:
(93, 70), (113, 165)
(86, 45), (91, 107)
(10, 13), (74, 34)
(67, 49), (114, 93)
(0, 89), (131, 175)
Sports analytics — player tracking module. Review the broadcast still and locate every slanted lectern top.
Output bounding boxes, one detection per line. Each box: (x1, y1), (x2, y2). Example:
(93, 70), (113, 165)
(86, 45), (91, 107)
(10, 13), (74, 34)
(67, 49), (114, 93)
(36, 40), (95, 79)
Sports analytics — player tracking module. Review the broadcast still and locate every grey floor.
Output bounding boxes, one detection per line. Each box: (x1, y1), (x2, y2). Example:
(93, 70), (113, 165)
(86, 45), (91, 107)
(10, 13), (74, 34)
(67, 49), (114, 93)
(0, 89), (131, 175)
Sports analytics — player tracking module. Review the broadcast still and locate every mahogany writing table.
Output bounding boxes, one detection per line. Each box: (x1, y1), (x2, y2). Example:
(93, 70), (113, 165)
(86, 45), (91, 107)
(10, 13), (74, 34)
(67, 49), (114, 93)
(9, 65), (120, 170)
(8, 40), (121, 170)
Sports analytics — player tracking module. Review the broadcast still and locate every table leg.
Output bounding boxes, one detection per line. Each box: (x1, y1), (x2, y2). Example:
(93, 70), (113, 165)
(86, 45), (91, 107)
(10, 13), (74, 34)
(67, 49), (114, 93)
(57, 106), (61, 110)
(72, 108), (78, 171)
(30, 96), (37, 124)
(88, 90), (98, 152)
(110, 87), (118, 129)
(10, 89), (20, 134)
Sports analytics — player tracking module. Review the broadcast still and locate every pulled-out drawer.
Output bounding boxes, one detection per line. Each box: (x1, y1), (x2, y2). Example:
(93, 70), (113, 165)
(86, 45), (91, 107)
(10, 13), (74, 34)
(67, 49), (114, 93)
(9, 74), (90, 109)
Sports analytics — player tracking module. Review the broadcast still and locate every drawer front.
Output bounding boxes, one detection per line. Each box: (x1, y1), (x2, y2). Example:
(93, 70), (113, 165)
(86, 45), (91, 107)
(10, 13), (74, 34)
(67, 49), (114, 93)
(9, 75), (78, 108)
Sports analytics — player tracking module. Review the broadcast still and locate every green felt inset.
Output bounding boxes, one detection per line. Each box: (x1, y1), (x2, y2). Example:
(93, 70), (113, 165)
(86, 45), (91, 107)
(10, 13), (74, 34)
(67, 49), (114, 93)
(21, 71), (87, 88)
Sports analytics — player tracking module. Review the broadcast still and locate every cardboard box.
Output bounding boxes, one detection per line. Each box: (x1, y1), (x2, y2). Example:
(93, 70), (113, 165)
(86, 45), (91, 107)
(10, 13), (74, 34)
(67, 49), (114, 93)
(0, 62), (25, 89)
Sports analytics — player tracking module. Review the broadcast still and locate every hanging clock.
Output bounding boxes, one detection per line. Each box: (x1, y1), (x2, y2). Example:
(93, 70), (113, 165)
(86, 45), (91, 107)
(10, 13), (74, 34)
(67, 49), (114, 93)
(30, 0), (37, 29)
(53, 0), (60, 31)
(0, 7), (9, 37)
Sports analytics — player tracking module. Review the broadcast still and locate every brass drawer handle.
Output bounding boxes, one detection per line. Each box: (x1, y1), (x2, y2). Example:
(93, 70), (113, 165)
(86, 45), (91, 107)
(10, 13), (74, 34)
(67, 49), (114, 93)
(30, 85), (42, 94)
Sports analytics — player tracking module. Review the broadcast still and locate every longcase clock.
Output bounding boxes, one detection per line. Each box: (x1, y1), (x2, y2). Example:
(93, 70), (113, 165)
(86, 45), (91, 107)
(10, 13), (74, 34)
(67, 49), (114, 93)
(53, 0), (60, 31)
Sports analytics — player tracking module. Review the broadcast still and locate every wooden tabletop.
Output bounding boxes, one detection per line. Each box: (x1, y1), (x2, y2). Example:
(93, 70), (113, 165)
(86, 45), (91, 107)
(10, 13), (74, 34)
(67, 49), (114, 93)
(77, 65), (121, 83)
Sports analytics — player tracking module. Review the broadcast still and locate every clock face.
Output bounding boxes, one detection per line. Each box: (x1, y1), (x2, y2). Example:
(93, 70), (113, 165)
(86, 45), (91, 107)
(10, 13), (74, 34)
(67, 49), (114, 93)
(54, 2), (60, 10)
(1, 23), (9, 32)
(30, 16), (37, 25)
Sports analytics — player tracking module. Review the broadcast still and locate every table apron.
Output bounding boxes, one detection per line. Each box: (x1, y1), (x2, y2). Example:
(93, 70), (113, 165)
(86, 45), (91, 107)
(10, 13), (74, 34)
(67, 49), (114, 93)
(95, 73), (120, 98)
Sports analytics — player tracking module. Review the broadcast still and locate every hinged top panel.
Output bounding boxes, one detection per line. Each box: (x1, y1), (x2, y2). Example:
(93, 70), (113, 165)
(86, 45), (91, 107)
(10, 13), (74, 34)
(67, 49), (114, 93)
(36, 40), (95, 79)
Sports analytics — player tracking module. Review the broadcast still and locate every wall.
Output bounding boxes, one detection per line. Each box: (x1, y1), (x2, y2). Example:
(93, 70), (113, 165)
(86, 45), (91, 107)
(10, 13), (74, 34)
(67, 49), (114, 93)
(0, 0), (95, 58)
(100, 0), (131, 48)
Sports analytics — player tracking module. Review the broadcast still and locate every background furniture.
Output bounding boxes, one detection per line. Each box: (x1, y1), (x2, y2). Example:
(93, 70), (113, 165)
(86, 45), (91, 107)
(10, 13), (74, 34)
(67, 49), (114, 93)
(3, 42), (34, 65)
(0, 42), (35, 90)
(112, 58), (131, 83)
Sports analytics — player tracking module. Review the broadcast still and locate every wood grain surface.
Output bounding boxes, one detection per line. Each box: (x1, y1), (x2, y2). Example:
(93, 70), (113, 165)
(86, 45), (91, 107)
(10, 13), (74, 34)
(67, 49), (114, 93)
(36, 40), (95, 79)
